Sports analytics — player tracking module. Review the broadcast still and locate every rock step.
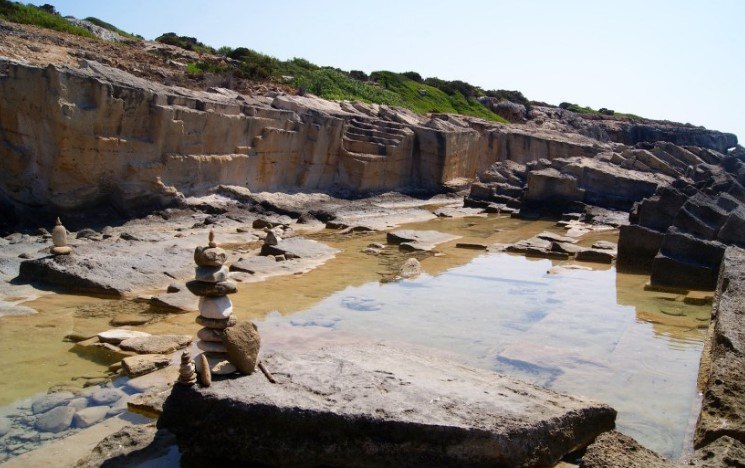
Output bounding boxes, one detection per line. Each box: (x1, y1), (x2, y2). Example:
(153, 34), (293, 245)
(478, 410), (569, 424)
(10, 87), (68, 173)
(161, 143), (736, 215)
(345, 126), (404, 144)
(349, 117), (408, 132)
(342, 138), (388, 156)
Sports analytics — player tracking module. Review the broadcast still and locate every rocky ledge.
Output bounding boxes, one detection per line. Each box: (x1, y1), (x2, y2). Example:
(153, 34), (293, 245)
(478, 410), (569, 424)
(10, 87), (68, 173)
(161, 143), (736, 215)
(158, 342), (616, 466)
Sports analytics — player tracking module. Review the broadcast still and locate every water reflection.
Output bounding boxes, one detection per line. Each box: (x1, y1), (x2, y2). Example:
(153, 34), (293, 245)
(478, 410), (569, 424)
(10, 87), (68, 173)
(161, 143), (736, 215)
(278, 253), (707, 459)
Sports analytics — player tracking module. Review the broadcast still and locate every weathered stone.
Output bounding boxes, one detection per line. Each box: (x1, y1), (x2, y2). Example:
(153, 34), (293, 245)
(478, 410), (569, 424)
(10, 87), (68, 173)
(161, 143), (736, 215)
(195, 315), (236, 330)
(398, 258), (422, 279)
(689, 436), (745, 467)
(185, 279), (237, 297)
(119, 335), (192, 354)
(579, 430), (673, 467)
(97, 329), (150, 345)
(219, 321), (260, 375)
(193, 246), (227, 267)
(72, 406), (109, 428)
(159, 343), (616, 466)
(122, 354), (172, 378)
(35, 406), (75, 433)
(197, 296), (233, 320)
(194, 265), (229, 283)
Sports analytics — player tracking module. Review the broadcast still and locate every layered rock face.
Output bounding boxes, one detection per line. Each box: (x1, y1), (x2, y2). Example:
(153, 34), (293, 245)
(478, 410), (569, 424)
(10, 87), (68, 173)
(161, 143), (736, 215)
(617, 156), (745, 288)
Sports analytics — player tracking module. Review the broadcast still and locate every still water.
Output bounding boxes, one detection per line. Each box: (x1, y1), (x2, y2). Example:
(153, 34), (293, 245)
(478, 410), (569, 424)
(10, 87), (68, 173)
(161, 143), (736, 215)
(0, 215), (709, 461)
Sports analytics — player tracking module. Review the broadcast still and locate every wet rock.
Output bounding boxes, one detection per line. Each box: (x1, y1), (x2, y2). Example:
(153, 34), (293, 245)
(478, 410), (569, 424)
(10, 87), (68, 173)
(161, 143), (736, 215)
(576, 249), (616, 264)
(31, 392), (75, 415)
(87, 387), (127, 406)
(75, 424), (177, 468)
(219, 321), (260, 375)
(35, 406), (75, 433)
(149, 289), (199, 313)
(689, 436), (745, 467)
(119, 335), (192, 354)
(387, 230), (460, 252)
(592, 240), (617, 250)
(398, 258), (423, 279)
(579, 430), (673, 467)
(97, 329), (150, 345)
(122, 354), (172, 378)
(73, 406), (109, 428)
(159, 343), (616, 467)
(110, 313), (151, 326)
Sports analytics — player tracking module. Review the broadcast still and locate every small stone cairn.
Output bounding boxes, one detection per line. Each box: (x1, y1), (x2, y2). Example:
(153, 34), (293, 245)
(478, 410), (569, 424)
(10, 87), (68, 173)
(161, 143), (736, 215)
(186, 230), (238, 383)
(50, 217), (72, 255)
(177, 350), (196, 386)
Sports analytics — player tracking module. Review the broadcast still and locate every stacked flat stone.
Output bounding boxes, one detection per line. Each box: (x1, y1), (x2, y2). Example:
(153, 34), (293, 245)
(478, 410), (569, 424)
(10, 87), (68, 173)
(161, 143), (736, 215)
(186, 230), (238, 376)
(177, 350), (196, 386)
(50, 217), (72, 255)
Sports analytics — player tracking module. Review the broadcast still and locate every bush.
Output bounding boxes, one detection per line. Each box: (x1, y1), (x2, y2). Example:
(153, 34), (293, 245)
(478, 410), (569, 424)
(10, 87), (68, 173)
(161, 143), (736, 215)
(401, 71), (423, 83)
(484, 89), (529, 106)
(559, 102), (572, 109)
(0, 1), (94, 38)
(349, 70), (368, 81)
(156, 32), (215, 54)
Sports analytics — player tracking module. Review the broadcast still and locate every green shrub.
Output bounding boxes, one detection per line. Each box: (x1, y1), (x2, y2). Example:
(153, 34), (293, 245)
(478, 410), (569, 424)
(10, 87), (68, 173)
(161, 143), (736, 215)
(0, 1), (94, 38)
(156, 32), (215, 54)
(485, 89), (529, 106)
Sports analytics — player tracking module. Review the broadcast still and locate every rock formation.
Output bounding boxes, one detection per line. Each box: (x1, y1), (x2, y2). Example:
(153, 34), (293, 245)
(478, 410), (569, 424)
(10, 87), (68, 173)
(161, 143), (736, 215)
(177, 350), (196, 386)
(50, 218), (72, 255)
(0, 57), (737, 230)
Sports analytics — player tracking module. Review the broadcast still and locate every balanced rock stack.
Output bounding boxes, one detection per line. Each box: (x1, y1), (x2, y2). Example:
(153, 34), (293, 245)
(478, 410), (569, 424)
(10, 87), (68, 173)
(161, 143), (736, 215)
(50, 217), (72, 255)
(187, 230), (239, 378)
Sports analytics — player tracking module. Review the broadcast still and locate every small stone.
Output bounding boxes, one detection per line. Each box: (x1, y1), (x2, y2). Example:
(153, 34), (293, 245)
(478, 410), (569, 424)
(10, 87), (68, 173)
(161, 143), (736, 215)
(177, 351), (196, 386)
(97, 329), (151, 345)
(35, 406), (75, 433)
(208, 229), (217, 248)
(197, 340), (227, 353)
(73, 406), (109, 428)
(219, 321), (261, 375)
(50, 246), (72, 255)
(197, 327), (223, 342)
(399, 258), (423, 279)
(194, 246), (227, 267)
(197, 354), (212, 387)
(186, 280), (237, 297)
(264, 230), (280, 246)
(198, 296), (233, 320)
(51, 217), (67, 248)
(196, 315), (237, 329)
(121, 354), (172, 378)
(195, 265), (229, 283)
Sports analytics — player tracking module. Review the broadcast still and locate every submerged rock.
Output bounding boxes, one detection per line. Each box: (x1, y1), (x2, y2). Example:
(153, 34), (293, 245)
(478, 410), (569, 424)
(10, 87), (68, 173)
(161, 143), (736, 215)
(159, 343), (615, 466)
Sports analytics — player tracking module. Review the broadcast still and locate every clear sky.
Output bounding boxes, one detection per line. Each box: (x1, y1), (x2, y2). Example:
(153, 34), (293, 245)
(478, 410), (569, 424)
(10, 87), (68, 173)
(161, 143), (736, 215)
(32, 0), (744, 143)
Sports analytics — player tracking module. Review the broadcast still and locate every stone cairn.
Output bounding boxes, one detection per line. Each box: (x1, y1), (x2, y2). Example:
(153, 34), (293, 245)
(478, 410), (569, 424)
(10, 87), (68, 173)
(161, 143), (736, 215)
(50, 217), (72, 255)
(186, 229), (238, 385)
(177, 350), (196, 386)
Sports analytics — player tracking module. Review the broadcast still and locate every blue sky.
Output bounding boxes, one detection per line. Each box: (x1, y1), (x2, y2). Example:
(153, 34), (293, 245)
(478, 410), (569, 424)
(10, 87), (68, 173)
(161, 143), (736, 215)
(33, 0), (744, 142)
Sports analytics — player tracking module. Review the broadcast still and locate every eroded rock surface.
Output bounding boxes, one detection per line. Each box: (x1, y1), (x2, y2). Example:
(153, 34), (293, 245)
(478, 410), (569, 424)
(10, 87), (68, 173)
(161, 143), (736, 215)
(159, 343), (615, 466)
(579, 430), (674, 468)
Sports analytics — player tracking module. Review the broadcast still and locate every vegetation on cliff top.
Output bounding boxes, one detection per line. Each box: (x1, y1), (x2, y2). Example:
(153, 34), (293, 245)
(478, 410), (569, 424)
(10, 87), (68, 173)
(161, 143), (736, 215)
(84, 16), (142, 41)
(0, 1), (94, 38)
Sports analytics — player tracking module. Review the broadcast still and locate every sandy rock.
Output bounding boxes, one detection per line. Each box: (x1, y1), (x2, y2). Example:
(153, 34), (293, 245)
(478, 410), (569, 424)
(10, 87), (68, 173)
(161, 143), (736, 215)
(579, 430), (673, 467)
(97, 329), (150, 345)
(121, 354), (172, 378)
(35, 406), (75, 433)
(119, 335), (192, 354)
(127, 386), (171, 418)
(219, 321), (261, 375)
(73, 406), (109, 428)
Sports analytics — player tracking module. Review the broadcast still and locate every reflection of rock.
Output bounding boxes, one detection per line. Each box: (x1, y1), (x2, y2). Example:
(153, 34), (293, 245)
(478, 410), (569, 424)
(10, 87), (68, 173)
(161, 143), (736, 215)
(159, 343), (616, 467)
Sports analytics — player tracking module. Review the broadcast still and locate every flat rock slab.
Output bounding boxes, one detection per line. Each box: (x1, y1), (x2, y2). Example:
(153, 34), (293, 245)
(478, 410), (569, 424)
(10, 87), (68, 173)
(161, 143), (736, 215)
(386, 230), (461, 252)
(159, 343), (615, 466)
(119, 335), (192, 354)
(97, 329), (150, 345)
(433, 206), (486, 218)
(260, 237), (339, 259)
(149, 289), (199, 313)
